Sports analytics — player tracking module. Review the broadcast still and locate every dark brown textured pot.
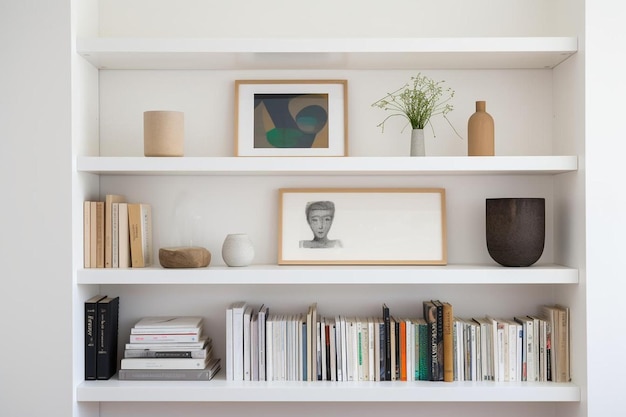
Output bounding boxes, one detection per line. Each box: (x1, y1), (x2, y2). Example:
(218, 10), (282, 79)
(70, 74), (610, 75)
(486, 198), (545, 267)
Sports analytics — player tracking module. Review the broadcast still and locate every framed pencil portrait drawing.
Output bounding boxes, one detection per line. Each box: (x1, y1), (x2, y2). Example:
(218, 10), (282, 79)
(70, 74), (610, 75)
(235, 80), (348, 156)
(278, 188), (447, 265)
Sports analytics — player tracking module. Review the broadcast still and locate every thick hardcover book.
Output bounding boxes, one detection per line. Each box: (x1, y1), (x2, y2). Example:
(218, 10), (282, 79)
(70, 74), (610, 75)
(128, 203), (153, 268)
(431, 300), (444, 381)
(84, 294), (107, 380)
(96, 296), (120, 380)
(382, 304), (391, 381)
(118, 358), (221, 381)
(104, 194), (125, 268)
(442, 302), (454, 382)
(423, 300), (438, 381)
(230, 301), (247, 381)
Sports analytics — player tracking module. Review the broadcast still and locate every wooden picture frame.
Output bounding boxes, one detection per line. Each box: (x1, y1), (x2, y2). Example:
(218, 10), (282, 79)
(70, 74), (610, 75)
(235, 80), (348, 156)
(278, 188), (447, 265)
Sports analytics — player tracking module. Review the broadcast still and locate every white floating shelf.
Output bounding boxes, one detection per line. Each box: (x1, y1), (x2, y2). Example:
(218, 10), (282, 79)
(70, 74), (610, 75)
(77, 156), (578, 176)
(76, 377), (580, 403)
(77, 264), (578, 285)
(76, 37), (577, 70)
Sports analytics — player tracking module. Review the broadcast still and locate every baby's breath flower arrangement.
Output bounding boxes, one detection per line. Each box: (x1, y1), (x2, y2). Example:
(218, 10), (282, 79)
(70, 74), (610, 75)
(372, 73), (461, 138)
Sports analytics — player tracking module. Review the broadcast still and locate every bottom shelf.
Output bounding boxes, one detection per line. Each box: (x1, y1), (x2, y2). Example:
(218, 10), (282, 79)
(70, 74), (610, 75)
(77, 374), (580, 403)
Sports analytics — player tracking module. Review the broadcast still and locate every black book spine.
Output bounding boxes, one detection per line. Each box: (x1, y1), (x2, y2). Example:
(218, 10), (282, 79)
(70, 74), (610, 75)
(84, 295), (105, 380)
(382, 304), (391, 381)
(433, 300), (444, 381)
(97, 296), (120, 380)
(394, 319), (400, 380)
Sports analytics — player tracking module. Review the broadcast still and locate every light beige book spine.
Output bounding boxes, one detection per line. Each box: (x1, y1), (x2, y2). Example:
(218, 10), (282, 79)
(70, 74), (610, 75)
(111, 202), (119, 268)
(104, 194), (125, 268)
(141, 204), (153, 266)
(95, 201), (105, 268)
(89, 201), (97, 267)
(128, 203), (144, 268)
(117, 203), (130, 268)
(83, 201), (91, 268)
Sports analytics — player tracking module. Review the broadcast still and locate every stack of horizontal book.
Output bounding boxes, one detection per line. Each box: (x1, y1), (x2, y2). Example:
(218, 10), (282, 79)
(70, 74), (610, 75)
(119, 316), (220, 381)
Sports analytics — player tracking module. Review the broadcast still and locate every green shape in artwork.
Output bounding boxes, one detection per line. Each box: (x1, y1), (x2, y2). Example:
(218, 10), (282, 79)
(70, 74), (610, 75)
(266, 128), (315, 148)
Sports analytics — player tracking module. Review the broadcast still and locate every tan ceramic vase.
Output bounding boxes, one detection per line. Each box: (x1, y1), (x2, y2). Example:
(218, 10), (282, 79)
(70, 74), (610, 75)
(467, 101), (494, 156)
(144, 111), (184, 157)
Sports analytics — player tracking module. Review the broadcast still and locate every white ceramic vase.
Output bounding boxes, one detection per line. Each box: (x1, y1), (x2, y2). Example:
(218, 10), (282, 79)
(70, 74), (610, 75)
(221, 233), (255, 267)
(410, 128), (425, 156)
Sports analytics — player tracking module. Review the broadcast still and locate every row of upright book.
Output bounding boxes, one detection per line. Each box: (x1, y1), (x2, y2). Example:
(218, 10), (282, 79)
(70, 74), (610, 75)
(226, 301), (570, 383)
(83, 194), (152, 268)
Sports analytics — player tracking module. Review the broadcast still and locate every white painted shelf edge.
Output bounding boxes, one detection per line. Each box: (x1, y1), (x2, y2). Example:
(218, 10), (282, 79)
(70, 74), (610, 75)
(76, 156), (578, 176)
(77, 264), (578, 285)
(76, 37), (578, 70)
(76, 377), (581, 403)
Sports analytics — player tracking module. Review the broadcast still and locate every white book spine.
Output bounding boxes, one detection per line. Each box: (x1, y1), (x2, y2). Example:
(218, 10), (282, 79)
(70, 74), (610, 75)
(243, 306), (252, 381)
(129, 334), (202, 343)
(367, 317), (376, 381)
(121, 358), (208, 370)
(232, 302), (247, 381)
(265, 316), (273, 381)
(258, 306), (267, 381)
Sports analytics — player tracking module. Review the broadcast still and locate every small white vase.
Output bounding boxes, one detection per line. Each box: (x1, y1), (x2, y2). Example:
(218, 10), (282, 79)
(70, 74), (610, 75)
(221, 234), (255, 267)
(410, 129), (425, 157)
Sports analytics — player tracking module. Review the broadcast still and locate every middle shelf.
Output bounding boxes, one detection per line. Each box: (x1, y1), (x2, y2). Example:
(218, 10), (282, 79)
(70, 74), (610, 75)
(77, 264), (578, 285)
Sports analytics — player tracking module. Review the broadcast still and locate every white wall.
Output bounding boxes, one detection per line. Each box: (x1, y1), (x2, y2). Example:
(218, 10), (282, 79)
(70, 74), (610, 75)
(98, 0), (561, 38)
(0, 1), (73, 416)
(586, 1), (626, 416)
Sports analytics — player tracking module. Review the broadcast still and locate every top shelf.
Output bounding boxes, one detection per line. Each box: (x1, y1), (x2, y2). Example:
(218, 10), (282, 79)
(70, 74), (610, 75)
(76, 37), (578, 70)
(76, 156), (578, 176)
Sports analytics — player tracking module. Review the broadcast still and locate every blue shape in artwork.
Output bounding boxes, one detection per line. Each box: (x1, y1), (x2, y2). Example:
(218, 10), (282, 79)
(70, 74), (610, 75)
(254, 94), (328, 148)
(296, 105), (328, 134)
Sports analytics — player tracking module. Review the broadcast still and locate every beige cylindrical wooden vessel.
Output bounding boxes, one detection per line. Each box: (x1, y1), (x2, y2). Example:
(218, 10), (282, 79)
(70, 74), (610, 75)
(467, 101), (495, 156)
(144, 111), (184, 157)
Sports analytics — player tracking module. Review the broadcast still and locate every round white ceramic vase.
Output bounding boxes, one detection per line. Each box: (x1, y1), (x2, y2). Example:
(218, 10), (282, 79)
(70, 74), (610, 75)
(221, 233), (255, 267)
